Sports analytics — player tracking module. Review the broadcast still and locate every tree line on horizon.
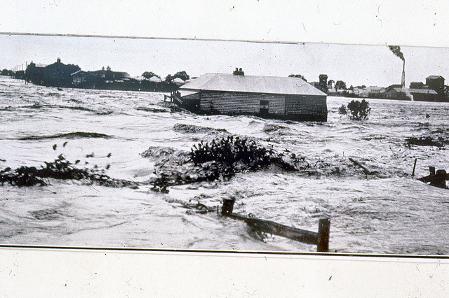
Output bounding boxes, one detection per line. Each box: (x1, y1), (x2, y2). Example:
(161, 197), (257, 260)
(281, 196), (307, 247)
(1, 58), (191, 92)
(3, 62), (351, 94)
(289, 73), (349, 93)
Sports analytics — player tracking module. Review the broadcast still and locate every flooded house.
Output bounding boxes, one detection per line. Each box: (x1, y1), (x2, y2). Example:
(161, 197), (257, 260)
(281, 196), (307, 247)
(174, 70), (328, 121)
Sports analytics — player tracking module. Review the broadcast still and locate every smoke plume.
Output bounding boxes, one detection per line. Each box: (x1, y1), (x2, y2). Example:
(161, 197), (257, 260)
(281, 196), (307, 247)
(388, 45), (405, 61)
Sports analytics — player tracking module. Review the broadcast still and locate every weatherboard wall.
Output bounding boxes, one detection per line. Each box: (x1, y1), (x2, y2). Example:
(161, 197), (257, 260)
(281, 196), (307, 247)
(198, 91), (286, 115)
(180, 90), (328, 121)
(285, 95), (327, 116)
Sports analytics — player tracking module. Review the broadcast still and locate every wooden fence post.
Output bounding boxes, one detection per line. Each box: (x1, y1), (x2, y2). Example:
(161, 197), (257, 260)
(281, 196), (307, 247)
(317, 218), (330, 252)
(221, 198), (235, 216)
(412, 158), (417, 176)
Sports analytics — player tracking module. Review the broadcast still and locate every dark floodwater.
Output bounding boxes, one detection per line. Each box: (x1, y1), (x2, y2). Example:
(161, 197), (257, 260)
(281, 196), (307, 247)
(1, 76), (449, 254)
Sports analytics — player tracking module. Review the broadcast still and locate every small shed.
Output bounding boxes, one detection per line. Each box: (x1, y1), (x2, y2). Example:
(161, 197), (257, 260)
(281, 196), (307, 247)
(409, 88), (439, 101)
(177, 73), (327, 121)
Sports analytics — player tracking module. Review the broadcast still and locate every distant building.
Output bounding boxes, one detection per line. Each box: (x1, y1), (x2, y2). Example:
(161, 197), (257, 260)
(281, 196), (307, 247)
(149, 76), (162, 83)
(384, 84), (440, 101)
(14, 70), (25, 80)
(71, 69), (130, 86)
(177, 72), (328, 121)
(134, 76), (146, 81)
(26, 59), (80, 87)
(384, 85), (410, 100)
(71, 70), (90, 86)
(426, 75), (445, 95)
(366, 86), (386, 98)
(352, 86), (367, 97)
(172, 78), (185, 86)
(409, 82), (426, 89)
(89, 69), (130, 80)
(409, 88), (439, 101)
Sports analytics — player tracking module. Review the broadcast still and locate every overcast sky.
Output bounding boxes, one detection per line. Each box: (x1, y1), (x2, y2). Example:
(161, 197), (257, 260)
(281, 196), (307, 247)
(1, 34), (449, 87)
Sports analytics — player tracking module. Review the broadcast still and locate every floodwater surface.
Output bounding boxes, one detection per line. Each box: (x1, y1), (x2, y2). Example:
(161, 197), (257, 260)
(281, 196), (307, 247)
(1, 76), (449, 254)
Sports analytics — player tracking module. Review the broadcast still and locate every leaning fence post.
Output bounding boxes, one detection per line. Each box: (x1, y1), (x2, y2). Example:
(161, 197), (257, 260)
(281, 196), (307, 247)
(412, 158), (417, 177)
(317, 218), (330, 252)
(222, 198), (235, 216)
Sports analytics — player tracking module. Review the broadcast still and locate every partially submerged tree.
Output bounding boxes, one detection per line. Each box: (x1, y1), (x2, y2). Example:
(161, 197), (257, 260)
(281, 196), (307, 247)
(338, 104), (347, 115)
(347, 99), (371, 120)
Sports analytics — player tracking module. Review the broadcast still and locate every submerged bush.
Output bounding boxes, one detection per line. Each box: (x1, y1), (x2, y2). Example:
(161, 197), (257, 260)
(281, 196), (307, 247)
(347, 99), (371, 120)
(0, 166), (47, 187)
(0, 145), (137, 188)
(190, 136), (274, 169)
(338, 104), (347, 115)
(150, 136), (303, 192)
(406, 136), (446, 148)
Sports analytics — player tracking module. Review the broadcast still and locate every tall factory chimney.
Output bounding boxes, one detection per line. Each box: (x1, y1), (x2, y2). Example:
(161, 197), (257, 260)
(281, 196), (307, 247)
(401, 60), (406, 88)
(388, 45), (406, 89)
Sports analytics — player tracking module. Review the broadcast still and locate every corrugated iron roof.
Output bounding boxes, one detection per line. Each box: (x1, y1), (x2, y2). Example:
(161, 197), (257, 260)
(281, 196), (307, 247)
(180, 73), (326, 96)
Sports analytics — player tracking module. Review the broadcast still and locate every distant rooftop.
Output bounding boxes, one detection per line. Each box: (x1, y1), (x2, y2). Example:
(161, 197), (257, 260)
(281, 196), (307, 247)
(409, 88), (438, 95)
(426, 75), (445, 80)
(389, 87), (438, 95)
(180, 73), (326, 96)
